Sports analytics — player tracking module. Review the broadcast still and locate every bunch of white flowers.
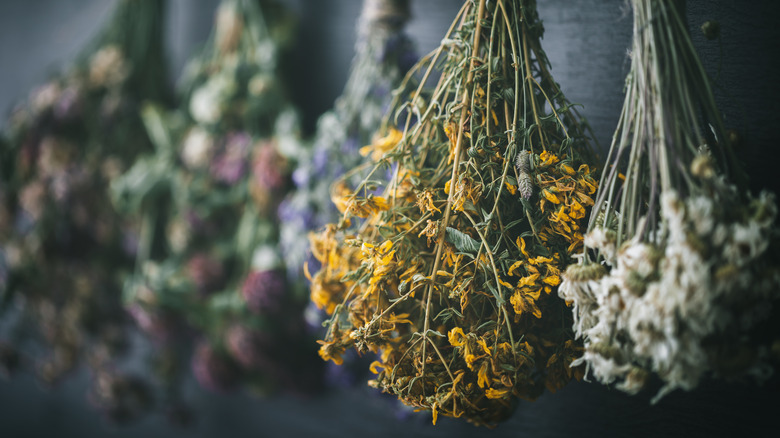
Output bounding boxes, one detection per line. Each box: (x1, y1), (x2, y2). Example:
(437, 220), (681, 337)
(563, 179), (780, 401)
(560, 0), (780, 401)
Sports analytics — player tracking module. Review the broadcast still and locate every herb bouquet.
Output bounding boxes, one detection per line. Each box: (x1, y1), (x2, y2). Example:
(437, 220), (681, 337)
(0, 0), (169, 422)
(311, 0), (599, 426)
(280, 0), (415, 292)
(112, 0), (322, 401)
(559, 0), (780, 402)
(278, 0), (416, 387)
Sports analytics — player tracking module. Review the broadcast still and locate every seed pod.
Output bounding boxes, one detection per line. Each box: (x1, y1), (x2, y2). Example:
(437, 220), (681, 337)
(515, 150), (531, 174)
(515, 151), (533, 199)
(518, 173), (533, 200)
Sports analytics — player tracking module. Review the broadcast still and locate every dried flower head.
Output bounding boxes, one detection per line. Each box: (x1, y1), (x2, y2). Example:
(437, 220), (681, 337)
(225, 323), (274, 370)
(185, 252), (226, 296)
(242, 269), (287, 315)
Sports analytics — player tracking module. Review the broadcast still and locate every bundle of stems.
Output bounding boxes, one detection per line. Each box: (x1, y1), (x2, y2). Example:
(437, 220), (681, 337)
(311, 0), (599, 426)
(112, 0), (321, 400)
(560, 0), (780, 402)
(0, 0), (169, 422)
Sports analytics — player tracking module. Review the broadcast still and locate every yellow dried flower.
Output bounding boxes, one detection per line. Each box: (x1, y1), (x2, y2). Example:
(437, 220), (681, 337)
(360, 127), (403, 161)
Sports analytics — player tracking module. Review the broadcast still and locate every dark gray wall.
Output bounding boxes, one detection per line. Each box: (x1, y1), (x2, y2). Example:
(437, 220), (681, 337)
(1, 1), (779, 437)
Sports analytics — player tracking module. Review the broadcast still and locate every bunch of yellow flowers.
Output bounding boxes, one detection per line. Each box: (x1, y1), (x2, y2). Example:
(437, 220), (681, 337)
(309, 0), (599, 426)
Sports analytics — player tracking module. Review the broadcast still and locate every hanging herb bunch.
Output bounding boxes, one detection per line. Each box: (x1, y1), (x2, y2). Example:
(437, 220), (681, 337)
(559, 0), (780, 402)
(311, 0), (599, 426)
(278, 0), (416, 387)
(279, 0), (415, 291)
(112, 0), (322, 400)
(0, 0), (168, 422)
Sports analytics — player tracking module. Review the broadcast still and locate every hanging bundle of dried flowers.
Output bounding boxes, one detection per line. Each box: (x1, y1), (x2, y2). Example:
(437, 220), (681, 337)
(279, 0), (415, 287)
(278, 0), (416, 390)
(0, 0), (168, 422)
(310, 0), (599, 426)
(111, 0), (322, 400)
(559, 0), (780, 402)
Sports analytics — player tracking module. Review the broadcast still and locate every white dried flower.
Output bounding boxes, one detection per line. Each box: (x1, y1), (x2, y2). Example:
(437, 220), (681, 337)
(30, 82), (61, 113)
(723, 221), (767, 266)
(248, 74), (273, 97)
(572, 187), (780, 401)
(686, 195), (715, 236)
(190, 87), (221, 125)
(166, 218), (191, 254)
(251, 245), (282, 271)
(89, 45), (130, 88)
(180, 128), (214, 169)
(584, 227), (617, 265)
(189, 75), (235, 125)
(559, 263), (607, 337)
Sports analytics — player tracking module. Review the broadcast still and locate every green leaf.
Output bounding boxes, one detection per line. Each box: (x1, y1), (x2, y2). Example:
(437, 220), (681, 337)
(444, 227), (480, 253)
(411, 273), (428, 283)
(426, 329), (445, 338)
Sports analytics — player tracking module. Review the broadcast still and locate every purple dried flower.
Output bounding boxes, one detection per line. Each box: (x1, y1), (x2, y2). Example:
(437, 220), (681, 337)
(224, 323), (274, 370)
(182, 208), (220, 238)
(277, 198), (316, 231)
(53, 85), (83, 120)
(185, 252), (225, 295)
(291, 166), (310, 188)
(191, 341), (239, 393)
(126, 304), (175, 344)
(120, 225), (140, 257)
(341, 136), (360, 155)
(241, 269), (286, 315)
(210, 132), (250, 185)
(276, 198), (296, 223)
(311, 147), (330, 176)
(251, 142), (288, 193)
